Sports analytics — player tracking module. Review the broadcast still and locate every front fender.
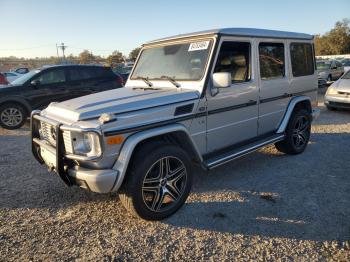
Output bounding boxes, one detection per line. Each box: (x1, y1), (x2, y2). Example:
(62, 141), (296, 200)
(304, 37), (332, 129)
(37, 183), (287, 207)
(110, 123), (202, 192)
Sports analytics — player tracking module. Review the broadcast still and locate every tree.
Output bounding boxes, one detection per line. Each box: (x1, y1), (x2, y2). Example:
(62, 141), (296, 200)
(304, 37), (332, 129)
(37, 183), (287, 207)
(79, 50), (94, 64)
(314, 18), (350, 55)
(106, 50), (124, 65)
(129, 47), (141, 61)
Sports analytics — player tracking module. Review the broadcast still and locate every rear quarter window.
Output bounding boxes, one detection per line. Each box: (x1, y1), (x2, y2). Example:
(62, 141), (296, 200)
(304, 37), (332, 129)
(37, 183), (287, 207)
(290, 43), (314, 77)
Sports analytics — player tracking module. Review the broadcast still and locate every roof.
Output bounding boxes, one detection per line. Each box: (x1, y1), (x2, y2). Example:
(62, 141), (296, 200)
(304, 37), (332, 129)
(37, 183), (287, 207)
(146, 28), (314, 44)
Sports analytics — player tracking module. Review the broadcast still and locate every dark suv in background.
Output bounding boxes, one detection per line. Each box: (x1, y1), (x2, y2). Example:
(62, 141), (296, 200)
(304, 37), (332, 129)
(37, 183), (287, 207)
(0, 65), (124, 129)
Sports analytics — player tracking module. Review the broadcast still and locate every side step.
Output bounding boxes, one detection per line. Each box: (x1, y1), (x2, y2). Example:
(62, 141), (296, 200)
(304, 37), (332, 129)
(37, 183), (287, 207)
(204, 134), (285, 170)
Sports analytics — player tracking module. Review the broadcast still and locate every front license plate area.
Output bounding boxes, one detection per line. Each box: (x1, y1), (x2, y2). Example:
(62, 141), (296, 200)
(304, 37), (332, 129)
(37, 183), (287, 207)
(40, 147), (56, 170)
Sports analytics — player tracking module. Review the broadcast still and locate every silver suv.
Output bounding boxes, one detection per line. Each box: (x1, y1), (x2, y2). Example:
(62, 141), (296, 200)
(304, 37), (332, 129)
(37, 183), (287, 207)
(31, 28), (320, 220)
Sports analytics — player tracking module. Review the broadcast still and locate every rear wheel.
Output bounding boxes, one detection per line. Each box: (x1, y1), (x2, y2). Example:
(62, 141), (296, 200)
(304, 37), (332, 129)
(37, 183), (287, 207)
(275, 108), (311, 155)
(0, 103), (27, 129)
(119, 142), (192, 220)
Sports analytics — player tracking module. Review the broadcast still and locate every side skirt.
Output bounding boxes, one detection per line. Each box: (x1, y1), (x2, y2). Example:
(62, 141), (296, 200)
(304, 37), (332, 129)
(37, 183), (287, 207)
(203, 134), (285, 170)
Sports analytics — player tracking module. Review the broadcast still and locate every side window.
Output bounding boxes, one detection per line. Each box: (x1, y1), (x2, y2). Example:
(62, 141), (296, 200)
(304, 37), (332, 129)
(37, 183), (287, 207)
(35, 69), (66, 84)
(214, 41), (251, 83)
(69, 68), (94, 81)
(259, 43), (285, 79)
(290, 43), (314, 77)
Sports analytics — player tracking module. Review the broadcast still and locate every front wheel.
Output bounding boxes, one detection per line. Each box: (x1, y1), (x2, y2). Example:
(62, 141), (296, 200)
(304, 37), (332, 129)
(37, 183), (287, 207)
(119, 142), (192, 220)
(0, 103), (27, 129)
(275, 108), (311, 155)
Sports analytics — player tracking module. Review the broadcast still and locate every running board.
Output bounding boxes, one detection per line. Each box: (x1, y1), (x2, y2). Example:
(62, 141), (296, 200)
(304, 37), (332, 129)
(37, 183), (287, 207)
(204, 134), (285, 170)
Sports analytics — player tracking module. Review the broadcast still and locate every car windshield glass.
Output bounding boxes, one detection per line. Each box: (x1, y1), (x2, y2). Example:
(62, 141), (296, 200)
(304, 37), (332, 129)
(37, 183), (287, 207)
(316, 62), (331, 70)
(342, 70), (350, 79)
(131, 40), (212, 81)
(11, 70), (40, 85)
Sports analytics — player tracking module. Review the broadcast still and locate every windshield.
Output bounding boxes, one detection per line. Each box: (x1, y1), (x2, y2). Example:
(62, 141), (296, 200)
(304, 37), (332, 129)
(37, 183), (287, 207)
(11, 69), (40, 85)
(316, 61), (331, 70)
(131, 40), (213, 81)
(342, 70), (350, 79)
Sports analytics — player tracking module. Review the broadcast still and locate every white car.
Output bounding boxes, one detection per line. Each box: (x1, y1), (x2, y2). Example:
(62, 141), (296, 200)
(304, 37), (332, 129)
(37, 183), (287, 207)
(3, 72), (21, 82)
(325, 70), (350, 110)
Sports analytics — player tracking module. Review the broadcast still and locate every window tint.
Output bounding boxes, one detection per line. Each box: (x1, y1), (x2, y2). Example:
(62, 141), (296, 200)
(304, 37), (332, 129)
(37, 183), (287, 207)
(35, 69), (65, 84)
(290, 43), (314, 77)
(69, 68), (95, 81)
(259, 43), (285, 79)
(214, 42), (251, 83)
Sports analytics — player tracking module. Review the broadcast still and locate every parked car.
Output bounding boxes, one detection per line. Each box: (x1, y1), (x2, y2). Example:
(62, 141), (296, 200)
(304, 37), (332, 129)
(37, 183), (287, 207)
(14, 67), (29, 74)
(0, 65), (123, 129)
(324, 70), (350, 110)
(341, 59), (350, 72)
(31, 28), (319, 220)
(317, 60), (344, 87)
(0, 72), (9, 86)
(2, 72), (21, 82)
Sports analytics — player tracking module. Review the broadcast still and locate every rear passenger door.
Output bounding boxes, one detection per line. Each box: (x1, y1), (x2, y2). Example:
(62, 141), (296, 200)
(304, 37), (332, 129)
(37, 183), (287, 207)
(66, 67), (100, 99)
(206, 39), (259, 153)
(257, 41), (290, 135)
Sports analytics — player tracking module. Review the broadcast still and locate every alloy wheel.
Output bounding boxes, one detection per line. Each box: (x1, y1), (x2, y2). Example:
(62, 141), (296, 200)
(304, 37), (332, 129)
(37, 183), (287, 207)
(142, 156), (187, 213)
(0, 107), (23, 127)
(292, 115), (309, 149)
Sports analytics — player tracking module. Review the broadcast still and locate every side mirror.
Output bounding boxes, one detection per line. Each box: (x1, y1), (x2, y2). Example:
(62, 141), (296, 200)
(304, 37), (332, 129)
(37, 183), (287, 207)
(213, 72), (231, 88)
(30, 79), (40, 86)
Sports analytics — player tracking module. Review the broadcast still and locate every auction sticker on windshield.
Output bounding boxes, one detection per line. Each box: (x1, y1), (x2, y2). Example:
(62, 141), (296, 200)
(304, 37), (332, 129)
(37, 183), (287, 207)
(188, 41), (210, 52)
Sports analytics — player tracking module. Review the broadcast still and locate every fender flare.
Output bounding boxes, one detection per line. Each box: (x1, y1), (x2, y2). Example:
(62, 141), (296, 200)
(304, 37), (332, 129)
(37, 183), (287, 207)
(111, 123), (202, 192)
(276, 96), (311, 134)
(0, 96), (32, 114)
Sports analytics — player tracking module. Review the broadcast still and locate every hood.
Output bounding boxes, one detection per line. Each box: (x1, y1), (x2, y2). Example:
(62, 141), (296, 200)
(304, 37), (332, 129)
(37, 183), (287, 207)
(332, 79), (350, 92)
(43, 87), (200, 122)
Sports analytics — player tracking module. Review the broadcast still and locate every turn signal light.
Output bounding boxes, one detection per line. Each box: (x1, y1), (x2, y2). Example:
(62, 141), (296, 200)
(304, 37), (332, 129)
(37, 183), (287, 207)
(107, 135), (124, 145)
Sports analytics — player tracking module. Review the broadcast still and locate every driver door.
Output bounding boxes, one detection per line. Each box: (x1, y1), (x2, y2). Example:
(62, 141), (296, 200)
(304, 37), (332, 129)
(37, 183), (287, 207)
(206, 38), (259, 153)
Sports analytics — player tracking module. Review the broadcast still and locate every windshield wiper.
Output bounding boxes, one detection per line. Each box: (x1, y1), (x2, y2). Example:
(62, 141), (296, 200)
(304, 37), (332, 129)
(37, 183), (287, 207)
(160, 75), (181, 88)
(135, 76), (153, 87)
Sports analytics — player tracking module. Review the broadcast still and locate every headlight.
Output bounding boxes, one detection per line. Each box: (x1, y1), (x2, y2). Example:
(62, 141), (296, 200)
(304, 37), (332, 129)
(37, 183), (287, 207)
(326, 86), (337, 95)
(71, 131), (102, 158)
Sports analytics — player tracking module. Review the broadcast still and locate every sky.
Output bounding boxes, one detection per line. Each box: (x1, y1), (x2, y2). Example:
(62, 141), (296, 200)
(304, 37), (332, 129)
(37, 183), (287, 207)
(1, 0), (349, 58)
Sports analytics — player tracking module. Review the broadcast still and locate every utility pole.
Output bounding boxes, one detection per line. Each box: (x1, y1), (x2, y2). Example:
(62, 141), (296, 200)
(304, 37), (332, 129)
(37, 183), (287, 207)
(56, 44), (59, 59)
(57, 43), (67, 61)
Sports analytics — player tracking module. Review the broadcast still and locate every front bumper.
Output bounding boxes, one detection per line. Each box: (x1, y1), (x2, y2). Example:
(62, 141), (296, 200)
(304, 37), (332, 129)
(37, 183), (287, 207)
(31, 112), (119, 193)
(324, 95), (350, 109)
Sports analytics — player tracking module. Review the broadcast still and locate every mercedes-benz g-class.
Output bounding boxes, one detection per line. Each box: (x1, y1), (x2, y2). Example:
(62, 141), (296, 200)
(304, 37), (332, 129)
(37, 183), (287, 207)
(31, 28), (320, 220)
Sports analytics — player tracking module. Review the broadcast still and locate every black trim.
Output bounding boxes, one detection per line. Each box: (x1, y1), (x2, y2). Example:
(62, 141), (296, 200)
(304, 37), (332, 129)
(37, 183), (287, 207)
(174, 103), (194, 116)
(260, 93), (290, 104)
(208, 100), (257, 115)
(104, 100), (257, 136)
(220, 33), (313, 41)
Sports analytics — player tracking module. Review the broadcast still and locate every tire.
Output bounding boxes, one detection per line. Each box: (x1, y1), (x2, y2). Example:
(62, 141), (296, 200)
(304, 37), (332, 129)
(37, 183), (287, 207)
(119, 142), (193, 220)
(326, 105), (336, 111)
(0, 103), (27, 129)
(275, 108), (311, 155)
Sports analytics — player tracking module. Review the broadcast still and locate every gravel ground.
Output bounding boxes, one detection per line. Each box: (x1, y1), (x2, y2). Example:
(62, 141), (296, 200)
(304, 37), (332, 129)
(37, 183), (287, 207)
(0, 90), (350, 261)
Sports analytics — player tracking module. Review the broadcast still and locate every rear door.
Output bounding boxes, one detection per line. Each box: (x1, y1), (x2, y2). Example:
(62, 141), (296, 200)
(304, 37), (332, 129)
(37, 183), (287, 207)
(257, 41), (290, 135)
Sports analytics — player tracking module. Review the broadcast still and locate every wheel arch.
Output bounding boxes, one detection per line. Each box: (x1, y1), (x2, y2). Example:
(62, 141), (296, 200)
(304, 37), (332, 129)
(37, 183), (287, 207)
(111, 123), (202, 192)
(277, 96), (312, 134)
(0, 97), (32, 115)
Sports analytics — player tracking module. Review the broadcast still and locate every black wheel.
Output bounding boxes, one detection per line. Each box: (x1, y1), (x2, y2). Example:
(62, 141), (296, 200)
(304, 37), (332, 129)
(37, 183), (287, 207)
(0, 103), (27, 129)
(275, 108), (311, 155)
(119, 142), (193, 220)
(326, 105), (336, 111)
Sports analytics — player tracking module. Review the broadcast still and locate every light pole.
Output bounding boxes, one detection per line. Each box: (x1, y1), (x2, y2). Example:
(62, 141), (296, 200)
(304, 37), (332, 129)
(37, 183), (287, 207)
(57, 43), (67, 61)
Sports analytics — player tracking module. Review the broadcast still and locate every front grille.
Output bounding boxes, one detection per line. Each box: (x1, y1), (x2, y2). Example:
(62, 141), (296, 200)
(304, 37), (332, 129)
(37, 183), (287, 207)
(40, 122), (57, 146)
(63, 131), (73, 154)
(39, 122), (73, 153)
(338, 91), (350, 96)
